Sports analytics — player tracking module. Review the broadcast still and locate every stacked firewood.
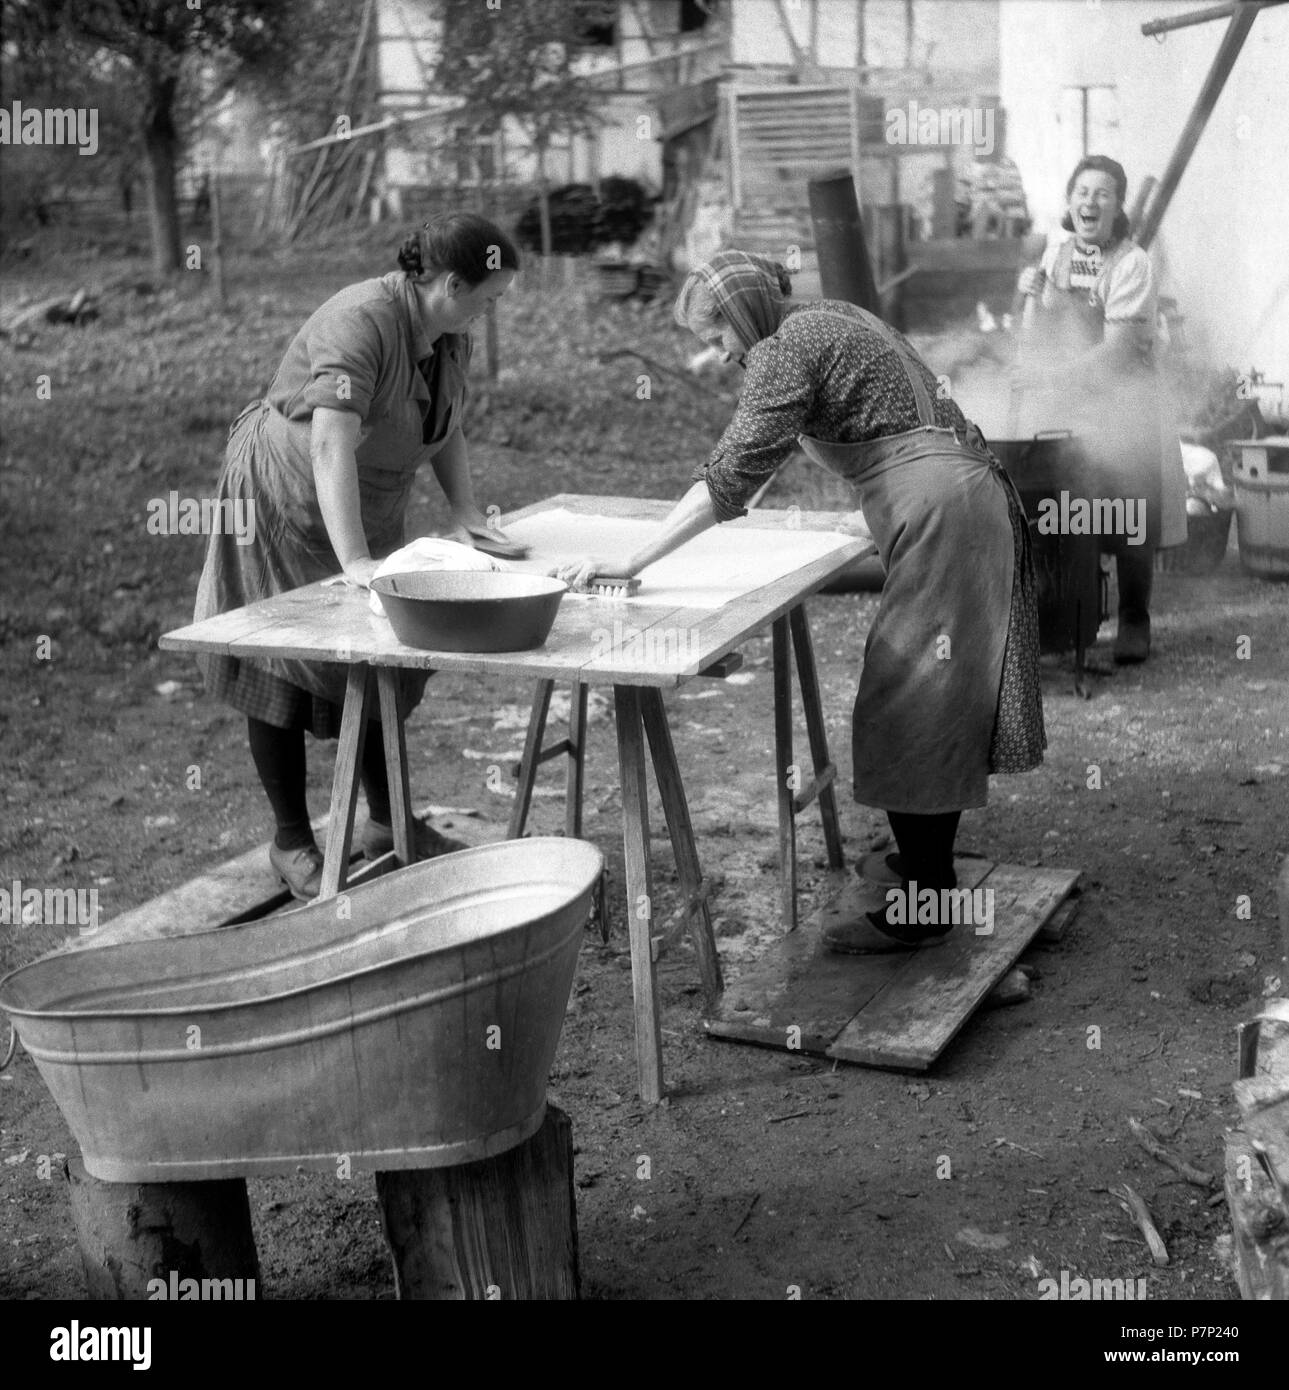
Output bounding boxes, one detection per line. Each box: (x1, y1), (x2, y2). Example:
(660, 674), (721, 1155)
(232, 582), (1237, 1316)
(262, 0), (382, 241)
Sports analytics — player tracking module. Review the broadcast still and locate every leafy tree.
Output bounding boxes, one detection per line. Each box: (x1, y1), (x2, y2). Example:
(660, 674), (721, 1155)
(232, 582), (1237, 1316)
(0, 34), (139, 236)
(236, 0), (366, 154)
(435, 0), (616, 254)
(2, 0), (301, 274)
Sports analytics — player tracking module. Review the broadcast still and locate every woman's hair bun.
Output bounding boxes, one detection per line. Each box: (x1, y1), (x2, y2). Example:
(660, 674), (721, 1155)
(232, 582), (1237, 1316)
(395, 213), (520, 285)
(397, 233), (424, 276)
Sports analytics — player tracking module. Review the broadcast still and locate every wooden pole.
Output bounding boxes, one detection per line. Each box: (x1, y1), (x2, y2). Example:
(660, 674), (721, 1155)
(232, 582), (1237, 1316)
(537, 139), (553, 288)
(1135, 1), (1262, 250)
(855, 0), (867, 82)
(209, 169), (226, 311)
(66, 1156), (259, 1300)
(875, 204), (907, 330)
(375, 1105), (580, 1300)
(772, 617), (798, 931)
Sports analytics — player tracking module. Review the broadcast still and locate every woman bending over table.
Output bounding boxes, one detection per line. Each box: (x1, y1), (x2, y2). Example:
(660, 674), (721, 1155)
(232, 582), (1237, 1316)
(194, 213), (521, 900)
(557, 251), (1046, 952)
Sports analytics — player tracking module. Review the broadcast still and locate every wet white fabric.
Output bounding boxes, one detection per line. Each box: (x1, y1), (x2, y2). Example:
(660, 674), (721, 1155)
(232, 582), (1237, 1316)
(501, 507), (865, 609)
(369, 537), (510, 616)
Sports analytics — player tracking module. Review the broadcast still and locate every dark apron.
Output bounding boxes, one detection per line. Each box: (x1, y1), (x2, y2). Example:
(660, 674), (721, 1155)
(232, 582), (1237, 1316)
(1030, 237), (1170, 550)
(796, 308), (1045, 812)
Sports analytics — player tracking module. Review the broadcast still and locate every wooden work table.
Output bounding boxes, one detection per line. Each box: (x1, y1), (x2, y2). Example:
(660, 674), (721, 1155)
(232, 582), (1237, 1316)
(160, 494), (874, 1102)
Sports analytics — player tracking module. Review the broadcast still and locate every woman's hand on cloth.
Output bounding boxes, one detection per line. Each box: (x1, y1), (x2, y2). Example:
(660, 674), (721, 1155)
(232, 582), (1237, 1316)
(551, 556), (636, 591)
(341, 557), (381, 588)
(450, 510), (530, 559)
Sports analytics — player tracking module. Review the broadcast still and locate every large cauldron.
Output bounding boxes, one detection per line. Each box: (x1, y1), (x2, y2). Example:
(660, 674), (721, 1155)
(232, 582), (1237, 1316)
(988, 430), (1108, 677)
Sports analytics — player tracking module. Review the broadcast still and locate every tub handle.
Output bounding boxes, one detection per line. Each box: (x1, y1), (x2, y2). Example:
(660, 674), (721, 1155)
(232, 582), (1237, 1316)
(0, 1022), (16, 1073)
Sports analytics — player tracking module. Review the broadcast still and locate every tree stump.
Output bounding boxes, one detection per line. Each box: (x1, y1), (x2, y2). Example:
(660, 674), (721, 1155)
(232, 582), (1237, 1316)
(65, 1156), (260, 1300)
(376, 1104), (579, 1300)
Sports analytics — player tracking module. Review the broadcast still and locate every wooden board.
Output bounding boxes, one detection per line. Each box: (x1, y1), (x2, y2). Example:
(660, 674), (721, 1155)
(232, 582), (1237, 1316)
(78, 804), (480, 949)
(708, 860), (993, 1055)
(705, 861), (1081, 1072)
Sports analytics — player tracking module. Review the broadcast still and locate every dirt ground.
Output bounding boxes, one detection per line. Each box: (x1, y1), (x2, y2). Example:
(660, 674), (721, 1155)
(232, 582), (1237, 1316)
(1, 241), (1286, 1301)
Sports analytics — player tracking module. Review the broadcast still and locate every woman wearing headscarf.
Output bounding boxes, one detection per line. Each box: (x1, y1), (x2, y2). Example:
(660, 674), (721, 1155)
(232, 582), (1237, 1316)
(194, 212), (522, 901)
(1015, 155), (1186, 663)
(557, 251), (1046, 952)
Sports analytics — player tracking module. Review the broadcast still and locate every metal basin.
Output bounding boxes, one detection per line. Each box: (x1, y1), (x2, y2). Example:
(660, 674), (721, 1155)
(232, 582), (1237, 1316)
(372, 570), (567, 652)
(0, 838), (602, 1182)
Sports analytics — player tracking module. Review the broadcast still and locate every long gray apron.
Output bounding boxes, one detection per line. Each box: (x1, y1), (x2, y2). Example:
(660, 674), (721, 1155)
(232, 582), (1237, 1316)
(797, 309), (1045, 813)
(193, 334), (471, 732)
(1027, 237), (1185, 550)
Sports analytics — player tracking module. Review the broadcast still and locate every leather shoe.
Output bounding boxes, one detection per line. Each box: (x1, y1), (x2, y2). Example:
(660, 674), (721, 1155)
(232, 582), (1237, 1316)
(1113, 616), (1151, 664)
(270, 841), (324, 901)
(856, 850), (909, 887)
(362, 816), (468, 862)
(823, 910), (954, 954)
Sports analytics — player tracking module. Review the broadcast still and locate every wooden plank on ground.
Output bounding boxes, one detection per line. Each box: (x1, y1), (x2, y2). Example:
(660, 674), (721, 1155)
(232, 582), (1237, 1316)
(827, 863), (1081, 1070)
(705, 858), (995, 1055)
(86, 845), (290, 946)
(82, 805), (472, 949)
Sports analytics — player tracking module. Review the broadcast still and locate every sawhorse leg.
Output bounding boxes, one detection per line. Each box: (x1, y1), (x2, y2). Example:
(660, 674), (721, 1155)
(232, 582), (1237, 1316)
(790, 604), (844, 871)
(319, 665), (419, 899)
(614, 686), (664, 1105)
(375, 668), (416, 866)
(320, 665), (373, 899)
(509, 680), (588, 840)
(639, 687), (723, 1005)
(772, 604), (844, 930)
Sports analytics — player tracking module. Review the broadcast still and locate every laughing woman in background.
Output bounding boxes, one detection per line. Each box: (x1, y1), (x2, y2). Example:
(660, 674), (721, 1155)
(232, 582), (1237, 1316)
(557, 251), (1046, 953)
(193, 213), (520, 900)
(1016, 155), (1186, 663)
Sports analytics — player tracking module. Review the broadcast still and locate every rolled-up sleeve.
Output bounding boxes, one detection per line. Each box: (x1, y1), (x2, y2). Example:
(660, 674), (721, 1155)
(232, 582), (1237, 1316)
(301, 304), (385, 417)
(693, 335), (815, 521)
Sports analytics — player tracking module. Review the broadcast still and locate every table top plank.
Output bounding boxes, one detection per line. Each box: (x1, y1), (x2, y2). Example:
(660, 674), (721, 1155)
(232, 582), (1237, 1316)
(159, 495), (873, 687)
(160, 603), (295, 655)
(504, 494), (869, 537)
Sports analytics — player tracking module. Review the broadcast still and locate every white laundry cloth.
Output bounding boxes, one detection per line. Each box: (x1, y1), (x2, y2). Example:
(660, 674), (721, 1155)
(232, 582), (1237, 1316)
(369, 538), (511, 616)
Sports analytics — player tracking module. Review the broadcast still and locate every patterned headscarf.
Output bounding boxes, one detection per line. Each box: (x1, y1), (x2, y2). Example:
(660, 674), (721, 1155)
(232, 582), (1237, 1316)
(674, 250), (792, 353)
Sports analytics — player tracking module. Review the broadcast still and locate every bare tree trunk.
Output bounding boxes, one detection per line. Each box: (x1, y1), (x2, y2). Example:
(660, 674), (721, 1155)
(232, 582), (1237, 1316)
(140, 65), (183, 276)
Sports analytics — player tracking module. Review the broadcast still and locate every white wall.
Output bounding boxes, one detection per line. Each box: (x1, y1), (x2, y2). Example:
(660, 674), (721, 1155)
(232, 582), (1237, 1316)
(1000, 0), (1289, 380)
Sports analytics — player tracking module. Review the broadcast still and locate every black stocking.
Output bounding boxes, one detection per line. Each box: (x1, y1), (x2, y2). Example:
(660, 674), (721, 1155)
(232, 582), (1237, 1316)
(247, 718), (313, 850)
(886, 810), (961, 890)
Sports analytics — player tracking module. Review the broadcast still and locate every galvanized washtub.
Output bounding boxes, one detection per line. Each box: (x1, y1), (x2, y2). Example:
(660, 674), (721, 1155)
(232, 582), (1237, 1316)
(0, 838), (602, 1183)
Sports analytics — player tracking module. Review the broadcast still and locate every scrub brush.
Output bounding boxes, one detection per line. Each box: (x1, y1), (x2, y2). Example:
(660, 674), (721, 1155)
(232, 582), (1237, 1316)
(584, 577), (641, 599)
